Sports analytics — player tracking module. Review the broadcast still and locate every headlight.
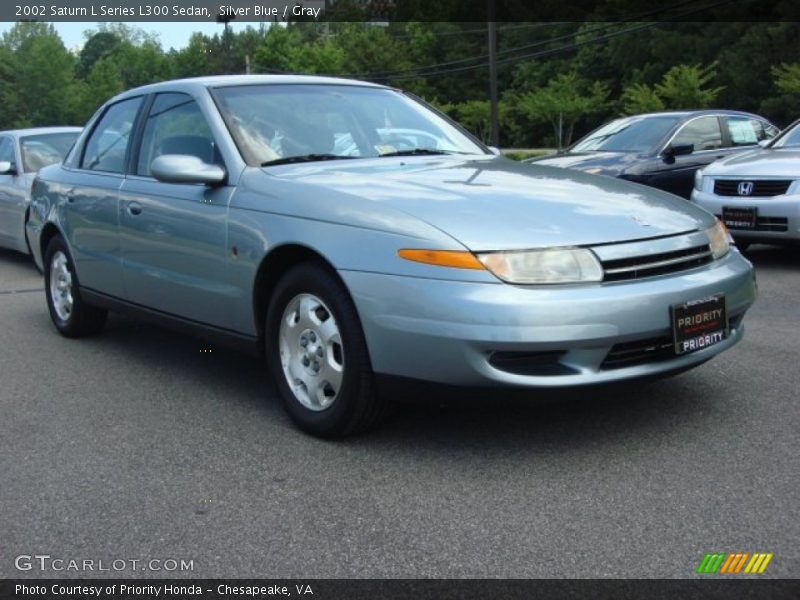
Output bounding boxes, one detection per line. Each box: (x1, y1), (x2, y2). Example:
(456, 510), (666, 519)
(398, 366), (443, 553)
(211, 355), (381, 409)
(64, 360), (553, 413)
(477, 248), (603, 284)
(705, 220), (731, 259)
(694, 168), (704, 191)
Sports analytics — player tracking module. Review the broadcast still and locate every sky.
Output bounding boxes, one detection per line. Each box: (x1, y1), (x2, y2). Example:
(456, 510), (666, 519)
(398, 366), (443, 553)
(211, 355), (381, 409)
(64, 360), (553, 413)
(0, 21), (256, 51)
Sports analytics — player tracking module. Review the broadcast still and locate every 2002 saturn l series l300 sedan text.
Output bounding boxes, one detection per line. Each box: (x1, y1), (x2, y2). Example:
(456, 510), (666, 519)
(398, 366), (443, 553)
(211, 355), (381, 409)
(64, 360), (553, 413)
(26, 75), (756, 437)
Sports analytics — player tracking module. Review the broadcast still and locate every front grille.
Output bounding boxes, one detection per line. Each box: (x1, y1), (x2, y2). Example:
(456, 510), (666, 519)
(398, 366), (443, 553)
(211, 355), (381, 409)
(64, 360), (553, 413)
(713, 179), (792, 197)
(601, 244), (713, 282)
(601, 336), (674, 370)
(600, 317), (741, 370)
(715, 215), (788, 232)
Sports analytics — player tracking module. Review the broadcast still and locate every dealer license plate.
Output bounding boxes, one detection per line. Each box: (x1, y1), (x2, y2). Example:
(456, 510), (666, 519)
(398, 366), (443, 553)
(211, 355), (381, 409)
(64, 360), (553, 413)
(672, 295), (728, 355)
(722, 206), (757, 230)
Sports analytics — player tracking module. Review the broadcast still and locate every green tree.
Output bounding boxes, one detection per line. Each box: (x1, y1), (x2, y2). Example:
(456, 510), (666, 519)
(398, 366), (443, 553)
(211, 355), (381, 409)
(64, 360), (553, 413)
(253, 24), (344, 75)
(654, 62), (724, 109)
(76, 31), (121, 79)
(0, 44), (22, 128)
(620, 83), (665, 115)
(7, 22), (76, 126)
(451, 99), (513, 144)
(517, 73), (609, 149)
(772, 63), (800, 95)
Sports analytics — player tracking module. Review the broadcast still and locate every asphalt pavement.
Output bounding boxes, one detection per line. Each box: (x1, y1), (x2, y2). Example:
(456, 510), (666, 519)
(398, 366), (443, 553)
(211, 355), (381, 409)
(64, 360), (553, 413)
(1, 245), (798, 579)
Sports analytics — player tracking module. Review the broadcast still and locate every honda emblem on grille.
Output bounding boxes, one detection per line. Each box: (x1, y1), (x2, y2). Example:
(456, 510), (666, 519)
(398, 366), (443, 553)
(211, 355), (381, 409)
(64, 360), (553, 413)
(738, 181), (754, 196)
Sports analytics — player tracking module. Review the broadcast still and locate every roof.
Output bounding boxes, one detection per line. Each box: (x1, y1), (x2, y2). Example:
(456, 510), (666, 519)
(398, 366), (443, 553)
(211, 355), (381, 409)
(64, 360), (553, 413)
(115, 74), (387, 101)
(620, 109), (766, 119)
(0, 126), (82, 138)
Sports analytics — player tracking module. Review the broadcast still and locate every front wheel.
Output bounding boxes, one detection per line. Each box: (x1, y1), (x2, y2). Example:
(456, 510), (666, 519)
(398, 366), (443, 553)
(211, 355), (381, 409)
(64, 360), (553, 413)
(265, 262), (385, 438)
(44, 236), (107, 337)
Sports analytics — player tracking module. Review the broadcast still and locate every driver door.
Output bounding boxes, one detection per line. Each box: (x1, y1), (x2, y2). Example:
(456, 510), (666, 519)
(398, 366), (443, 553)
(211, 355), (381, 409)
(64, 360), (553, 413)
(119, 92), (234, 329)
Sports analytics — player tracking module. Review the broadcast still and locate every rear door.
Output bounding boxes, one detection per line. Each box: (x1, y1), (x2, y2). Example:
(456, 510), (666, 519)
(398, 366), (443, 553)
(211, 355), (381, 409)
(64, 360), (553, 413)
(118, 92), (234, 329)
(63, 96), (143, 297)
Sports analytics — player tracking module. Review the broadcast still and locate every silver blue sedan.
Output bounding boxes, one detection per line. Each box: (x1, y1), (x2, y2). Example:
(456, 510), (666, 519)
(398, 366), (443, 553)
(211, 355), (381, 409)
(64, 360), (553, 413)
(27, 76), (756, 437)
(0, 127), (80, 254)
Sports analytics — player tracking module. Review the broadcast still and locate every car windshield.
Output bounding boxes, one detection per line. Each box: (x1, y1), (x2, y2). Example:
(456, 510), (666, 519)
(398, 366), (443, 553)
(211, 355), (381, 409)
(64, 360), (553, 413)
(571, 115), (682, 153)
(770, 121), (800, 148)
(20, 132), (79, 172)
(212, 84), (486, 165)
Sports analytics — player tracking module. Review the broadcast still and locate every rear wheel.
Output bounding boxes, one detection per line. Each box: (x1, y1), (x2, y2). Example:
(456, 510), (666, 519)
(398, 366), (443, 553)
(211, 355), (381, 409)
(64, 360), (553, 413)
(265, 262), (385, 437)
(44, 236), (107, 337)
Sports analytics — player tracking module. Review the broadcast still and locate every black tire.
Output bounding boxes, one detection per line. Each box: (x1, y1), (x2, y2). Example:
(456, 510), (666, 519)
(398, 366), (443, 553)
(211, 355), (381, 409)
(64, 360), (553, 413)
(44, 235), (107, 337)
(265, 261), (385, 438)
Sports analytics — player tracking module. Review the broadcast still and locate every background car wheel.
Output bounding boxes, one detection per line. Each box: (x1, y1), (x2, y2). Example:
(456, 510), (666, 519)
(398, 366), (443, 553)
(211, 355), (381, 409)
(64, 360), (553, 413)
(44, 236), (107, 337)
(266, 261), (385, 438)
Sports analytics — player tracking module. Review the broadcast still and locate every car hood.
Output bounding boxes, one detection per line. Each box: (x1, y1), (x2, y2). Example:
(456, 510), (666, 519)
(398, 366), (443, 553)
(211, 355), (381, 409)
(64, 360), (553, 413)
(262, 156), (713, 251)
(702, 147), (800, 178)
(526, 151), (642, 175)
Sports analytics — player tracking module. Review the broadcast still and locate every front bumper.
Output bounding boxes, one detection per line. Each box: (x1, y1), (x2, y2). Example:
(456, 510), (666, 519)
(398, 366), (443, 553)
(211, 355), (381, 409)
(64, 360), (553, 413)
(692, 189), (800, 243)
(340, 250), (756, 387)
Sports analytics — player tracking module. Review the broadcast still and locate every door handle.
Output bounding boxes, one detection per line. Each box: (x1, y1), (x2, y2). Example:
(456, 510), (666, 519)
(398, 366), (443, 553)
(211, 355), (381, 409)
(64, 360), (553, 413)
(127, 202), (143, 216)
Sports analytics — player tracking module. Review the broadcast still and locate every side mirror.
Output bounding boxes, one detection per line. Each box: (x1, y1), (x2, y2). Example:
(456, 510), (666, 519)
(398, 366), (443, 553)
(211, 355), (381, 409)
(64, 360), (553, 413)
(488, 146), (502, 156)
(665, 143), (694, 157)
(662, 143), (694, 163)
(151, 155), (226, 186)
(758, 139), (771, 148)
(0, 161), (16, 175)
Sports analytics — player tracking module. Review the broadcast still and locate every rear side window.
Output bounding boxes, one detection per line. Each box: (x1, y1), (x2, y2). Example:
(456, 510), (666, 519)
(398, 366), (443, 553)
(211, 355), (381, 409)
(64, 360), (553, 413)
(136, 93), (220, 177)
(81, 97), (142, 173)
(672, 116), (723, 151)
(0, 136), (15, 164)
(725, 116), (777, 146)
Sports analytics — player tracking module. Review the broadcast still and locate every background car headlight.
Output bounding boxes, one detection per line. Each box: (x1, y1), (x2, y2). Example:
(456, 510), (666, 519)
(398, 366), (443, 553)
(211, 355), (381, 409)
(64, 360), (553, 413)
(694, 168), (704, 192)
(477, 248), (603, 284)
(706, 220), (731, 259)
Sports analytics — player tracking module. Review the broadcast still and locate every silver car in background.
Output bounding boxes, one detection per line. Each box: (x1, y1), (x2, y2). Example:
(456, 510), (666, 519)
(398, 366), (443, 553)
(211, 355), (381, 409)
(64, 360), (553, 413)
(0, 127), (81, 254)
(27, 76), (756, 437)
(692, 118), (800, 249)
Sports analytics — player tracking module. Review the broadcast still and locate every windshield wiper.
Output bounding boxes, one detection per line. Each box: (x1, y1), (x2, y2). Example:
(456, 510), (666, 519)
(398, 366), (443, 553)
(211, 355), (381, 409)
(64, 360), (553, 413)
(261, 154), (358, 167)
(377, 148), (464, 158)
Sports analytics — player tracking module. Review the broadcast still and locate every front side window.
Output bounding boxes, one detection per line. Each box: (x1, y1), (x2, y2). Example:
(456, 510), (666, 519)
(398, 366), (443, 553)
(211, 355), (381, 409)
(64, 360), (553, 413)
(81, 97), (142, 173)
(213, 84), (486, 166)
(20, 132), (79, 172)
(136, 93), (220, 177)
(671, 116), (723, 151)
